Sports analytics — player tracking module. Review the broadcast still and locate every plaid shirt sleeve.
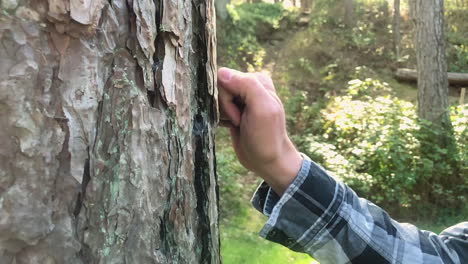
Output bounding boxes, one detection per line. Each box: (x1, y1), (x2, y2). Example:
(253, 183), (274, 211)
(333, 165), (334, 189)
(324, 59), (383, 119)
(251, 156), (468, 264)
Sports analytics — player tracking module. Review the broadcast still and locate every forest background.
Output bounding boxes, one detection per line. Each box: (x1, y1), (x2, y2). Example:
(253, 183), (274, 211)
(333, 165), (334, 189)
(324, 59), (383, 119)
(215, 0), (468, 263)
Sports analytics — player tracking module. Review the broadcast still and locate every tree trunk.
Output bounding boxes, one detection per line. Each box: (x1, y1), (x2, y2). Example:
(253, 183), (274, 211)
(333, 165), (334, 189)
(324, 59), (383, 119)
(0, 0), (220, 263)
(344, 0), (355, 27)
(393, 0), (401, 59)
(412, 0), (450, 125)
(215, 0), (230, 20)
(300, 0), (311, 10)
(411, 0), (461, 207)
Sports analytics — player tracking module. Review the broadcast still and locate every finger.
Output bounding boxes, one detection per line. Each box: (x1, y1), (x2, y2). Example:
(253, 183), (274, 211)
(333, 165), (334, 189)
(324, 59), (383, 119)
(219, 86), (242, 126)
(229, 126), (241, 154)
(218, 88), (230, 121)
(254, 72), (276, 92)
(267, 90), (283, 106)
(229, 126), (250, 169)
(218, 67), (266, 105)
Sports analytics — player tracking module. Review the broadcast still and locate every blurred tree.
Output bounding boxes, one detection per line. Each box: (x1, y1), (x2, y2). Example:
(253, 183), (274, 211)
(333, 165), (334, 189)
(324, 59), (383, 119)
(216, 0), (231, 19)
(344, 0), (355, 27)
(0, 0), (220, 263)
(301, 0), (313, 10)
(394, 0), (401, 59)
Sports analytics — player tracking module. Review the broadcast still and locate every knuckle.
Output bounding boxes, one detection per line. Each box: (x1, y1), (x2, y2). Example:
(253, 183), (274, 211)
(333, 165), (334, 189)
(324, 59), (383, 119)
(255, 72), (276, 91)
(270, 103), (283, 116)
(257, 72), (272, 82)
(241, 75), (261, 88)
(258, 102), (282, 119)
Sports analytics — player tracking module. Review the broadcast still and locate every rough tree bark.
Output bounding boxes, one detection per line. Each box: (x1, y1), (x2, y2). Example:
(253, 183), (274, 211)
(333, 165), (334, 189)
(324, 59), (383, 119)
(410, 0), (461, 207)
(412, 0), (450, 125)
(0, 0), (220, 263)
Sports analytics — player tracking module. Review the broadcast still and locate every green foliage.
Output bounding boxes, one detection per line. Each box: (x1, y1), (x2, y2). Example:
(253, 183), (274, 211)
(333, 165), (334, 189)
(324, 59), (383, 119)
(447, 44), (468, 73)
(350, 21), (378, 49)
(221, 207), (314, 264)
(216, 128), (250, 220)
(280, 87), (325, 152)
(446, 8), (468, 73)
(301, 78), (467, 213)
(217, 3), (292, 70)
(451, 105), (468, 177)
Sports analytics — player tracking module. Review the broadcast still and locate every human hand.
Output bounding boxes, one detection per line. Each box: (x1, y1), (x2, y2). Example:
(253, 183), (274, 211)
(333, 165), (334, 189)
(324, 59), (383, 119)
(217, 67), (302, 195)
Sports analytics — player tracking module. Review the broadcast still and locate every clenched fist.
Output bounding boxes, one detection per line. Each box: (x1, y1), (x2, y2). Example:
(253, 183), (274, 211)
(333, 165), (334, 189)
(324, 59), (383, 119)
(217, 67), (302, 195)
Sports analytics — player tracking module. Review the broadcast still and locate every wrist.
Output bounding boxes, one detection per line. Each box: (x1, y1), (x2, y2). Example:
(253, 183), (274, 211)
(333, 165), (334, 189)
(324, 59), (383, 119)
(257, 140), (303, 195)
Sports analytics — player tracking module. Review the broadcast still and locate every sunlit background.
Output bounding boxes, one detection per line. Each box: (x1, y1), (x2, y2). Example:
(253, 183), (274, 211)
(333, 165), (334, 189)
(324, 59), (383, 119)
(215, 0), (468, 263)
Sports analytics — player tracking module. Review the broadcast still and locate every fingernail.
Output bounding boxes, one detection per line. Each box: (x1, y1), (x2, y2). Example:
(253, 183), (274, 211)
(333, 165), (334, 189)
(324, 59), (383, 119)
(218, 68), (233, 82)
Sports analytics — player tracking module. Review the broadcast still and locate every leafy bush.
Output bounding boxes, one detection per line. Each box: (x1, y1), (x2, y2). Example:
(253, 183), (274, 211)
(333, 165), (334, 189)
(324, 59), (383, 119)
(446, 9), (468, 73)
(281, 88), (325, 152)
(304, 78), (467, 214)
(451, 105), (468, 177)
(447, 44), (468, 73)
(216, 129), (250, 220)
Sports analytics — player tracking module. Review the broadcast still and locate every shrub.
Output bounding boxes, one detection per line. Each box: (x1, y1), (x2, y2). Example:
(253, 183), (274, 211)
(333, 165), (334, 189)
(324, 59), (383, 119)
(446, 8), (468, 73)
(305, 78), (467, 214)
(216, 129), (250, 220)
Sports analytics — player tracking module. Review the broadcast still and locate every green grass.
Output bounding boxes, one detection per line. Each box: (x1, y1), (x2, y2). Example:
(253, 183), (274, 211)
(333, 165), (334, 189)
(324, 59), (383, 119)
(221, 206), (316, 264)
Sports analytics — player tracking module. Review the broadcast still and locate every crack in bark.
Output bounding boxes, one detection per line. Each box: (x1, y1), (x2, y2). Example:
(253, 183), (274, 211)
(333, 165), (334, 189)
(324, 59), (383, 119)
(193, 114), (211, 264)
(144, 0), (166, 109)
(73, 150), (91, 217)
(192, 4), (215, 261)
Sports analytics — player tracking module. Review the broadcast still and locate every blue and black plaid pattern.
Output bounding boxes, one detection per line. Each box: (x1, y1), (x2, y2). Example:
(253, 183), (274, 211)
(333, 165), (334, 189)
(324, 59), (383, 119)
(252, 156), (468, 264)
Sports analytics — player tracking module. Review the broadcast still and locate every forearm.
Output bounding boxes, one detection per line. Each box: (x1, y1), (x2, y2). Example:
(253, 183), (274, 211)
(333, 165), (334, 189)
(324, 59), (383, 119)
(255, 139), (303, 196)
(252, 156), (467, 264)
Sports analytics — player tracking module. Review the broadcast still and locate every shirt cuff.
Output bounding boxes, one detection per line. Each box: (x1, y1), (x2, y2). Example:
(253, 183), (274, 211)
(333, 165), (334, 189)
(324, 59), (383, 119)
(251, 155), (345, 252)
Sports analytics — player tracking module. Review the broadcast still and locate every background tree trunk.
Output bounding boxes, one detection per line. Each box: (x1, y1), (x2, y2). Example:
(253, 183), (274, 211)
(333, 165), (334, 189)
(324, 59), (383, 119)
(215, 0), (230, 20)
(300, 0), (311, 10)
(412, 0), (450, 125)
(344, 0), (355, 27)
(393, 0), (401, 59)
(0, 0), (220, 263)
(411, 0), (460, 207)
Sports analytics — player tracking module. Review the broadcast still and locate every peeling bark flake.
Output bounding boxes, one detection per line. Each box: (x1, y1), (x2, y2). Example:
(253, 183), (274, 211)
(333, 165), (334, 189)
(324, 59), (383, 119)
(70, 0), (104, 25)
(161, 39), (177, 106)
